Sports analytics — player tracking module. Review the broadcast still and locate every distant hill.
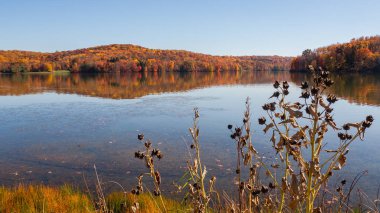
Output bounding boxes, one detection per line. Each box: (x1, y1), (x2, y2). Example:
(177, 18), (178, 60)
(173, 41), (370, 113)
(291, 36), (380, 72)
(0, 44), (292, 73)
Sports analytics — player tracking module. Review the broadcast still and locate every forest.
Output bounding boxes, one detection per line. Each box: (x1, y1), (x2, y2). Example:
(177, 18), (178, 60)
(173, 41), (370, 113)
(0, 44), (292, 73)
(291, 36), (380, 72)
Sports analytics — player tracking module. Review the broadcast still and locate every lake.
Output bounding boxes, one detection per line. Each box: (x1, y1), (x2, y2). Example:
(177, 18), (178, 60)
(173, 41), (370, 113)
(0, 71), (379, 197)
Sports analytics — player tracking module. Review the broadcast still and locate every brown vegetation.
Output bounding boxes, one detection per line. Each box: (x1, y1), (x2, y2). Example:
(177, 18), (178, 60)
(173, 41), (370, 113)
(127, 66), (375, 212)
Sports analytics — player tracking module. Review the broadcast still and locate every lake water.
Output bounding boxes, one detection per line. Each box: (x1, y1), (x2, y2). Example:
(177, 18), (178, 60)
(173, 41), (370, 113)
(0, 71), (379, 197)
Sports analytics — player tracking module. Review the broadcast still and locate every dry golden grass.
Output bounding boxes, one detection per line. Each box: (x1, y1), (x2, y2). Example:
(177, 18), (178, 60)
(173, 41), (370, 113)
(0, 185), (185, 213)
(0, 185), (93, 213)
(107, 192), (188, 213)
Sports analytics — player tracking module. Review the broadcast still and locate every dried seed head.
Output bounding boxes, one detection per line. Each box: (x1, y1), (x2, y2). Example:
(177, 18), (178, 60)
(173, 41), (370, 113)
(227, 124), (233, 129)
(156, 152), (163, 160)
(301, 81), (309, 89)
(338, 133), (346, 140)
(362, 120), (372, 128)
(341, 179), (347, 185)
(258, 117), (266, 125)
(270, 91), (280, 99)
(346, 134), (352, 140)
(144, 141), (151, 148)
(324, 78), (334, 87)
(269, 182), (276, 189)
(311, 86), (319, 95)
(273, 81), (280, 89)
(325, 113), (334, 122)
(321, 70), (330, 78)
(327, 94), (337, 103)
(283, 89), (289, 96)
(282, 81), (289, 89)
(366, 115), (374, 122)
(262, 104), (270, 111)
(343, 124), (350, 130)
(134, 151), (144, 159)
(315, 76), (323, 85)
(190, 144), (195, 149)
(230, 133), (237, 139)
(235, 128), (242, 137)
(151, 149), (158, 156)
(261, 185), (269, 193)
(300, 91), (310, 99)
(154, 171), (161, 185)
(269, 102), (276, 111)
(336, 186), (342, 192)
(236, 169), (240, 174)
(194, 109), (199, 119)
(193, 183), (201, 190)
(137, 134), (144, 141)
(252, 189), (261, 196)
(305, 107), (310, 114)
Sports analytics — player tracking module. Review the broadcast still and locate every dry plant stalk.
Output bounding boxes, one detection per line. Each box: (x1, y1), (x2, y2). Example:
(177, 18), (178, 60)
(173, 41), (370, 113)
(132, 133), (167, 212)
(126, 65), (374, 213)
(227, 98), (276, 213)
(94, 164), (108, 212)
(252, 65), (373, 212)
(225, 66), (374, 213)
(175, 108), (219, 212)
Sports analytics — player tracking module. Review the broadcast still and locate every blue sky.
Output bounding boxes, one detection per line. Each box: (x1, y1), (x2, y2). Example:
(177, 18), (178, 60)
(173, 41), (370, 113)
(0, 0), (379, 56)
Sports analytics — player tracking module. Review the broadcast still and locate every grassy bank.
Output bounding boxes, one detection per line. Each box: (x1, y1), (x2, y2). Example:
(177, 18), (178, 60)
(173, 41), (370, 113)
(0, 185), (185, 213)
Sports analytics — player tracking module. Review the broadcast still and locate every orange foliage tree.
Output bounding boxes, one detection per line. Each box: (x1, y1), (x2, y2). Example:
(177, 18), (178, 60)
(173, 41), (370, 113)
(0, 44), (292, 73)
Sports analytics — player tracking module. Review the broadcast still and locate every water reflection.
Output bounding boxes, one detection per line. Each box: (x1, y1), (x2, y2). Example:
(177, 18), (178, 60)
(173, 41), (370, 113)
(289, 72), (380, 106)
(1, 71), (380, 106)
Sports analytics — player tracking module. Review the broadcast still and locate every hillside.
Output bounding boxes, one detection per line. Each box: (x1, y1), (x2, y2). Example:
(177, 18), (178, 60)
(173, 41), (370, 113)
(0, 44), (292, 73)
(291, 36), (380, 72)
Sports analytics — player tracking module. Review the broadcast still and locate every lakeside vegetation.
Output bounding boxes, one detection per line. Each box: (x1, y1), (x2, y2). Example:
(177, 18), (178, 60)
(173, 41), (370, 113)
(0, 185), (185, 213)
(291, 36), (380, 72)
(0, 44), (292, 73)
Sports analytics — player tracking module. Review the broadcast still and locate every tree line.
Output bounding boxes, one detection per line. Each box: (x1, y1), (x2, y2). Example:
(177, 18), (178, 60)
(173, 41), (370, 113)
(0, 44), (292, 73)
(291, 36), (380, 72)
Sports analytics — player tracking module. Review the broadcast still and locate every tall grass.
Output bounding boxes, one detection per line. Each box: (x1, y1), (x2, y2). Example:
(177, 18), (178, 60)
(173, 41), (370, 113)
(0, 185), (185, 213)
(0, 185), (93, 212)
